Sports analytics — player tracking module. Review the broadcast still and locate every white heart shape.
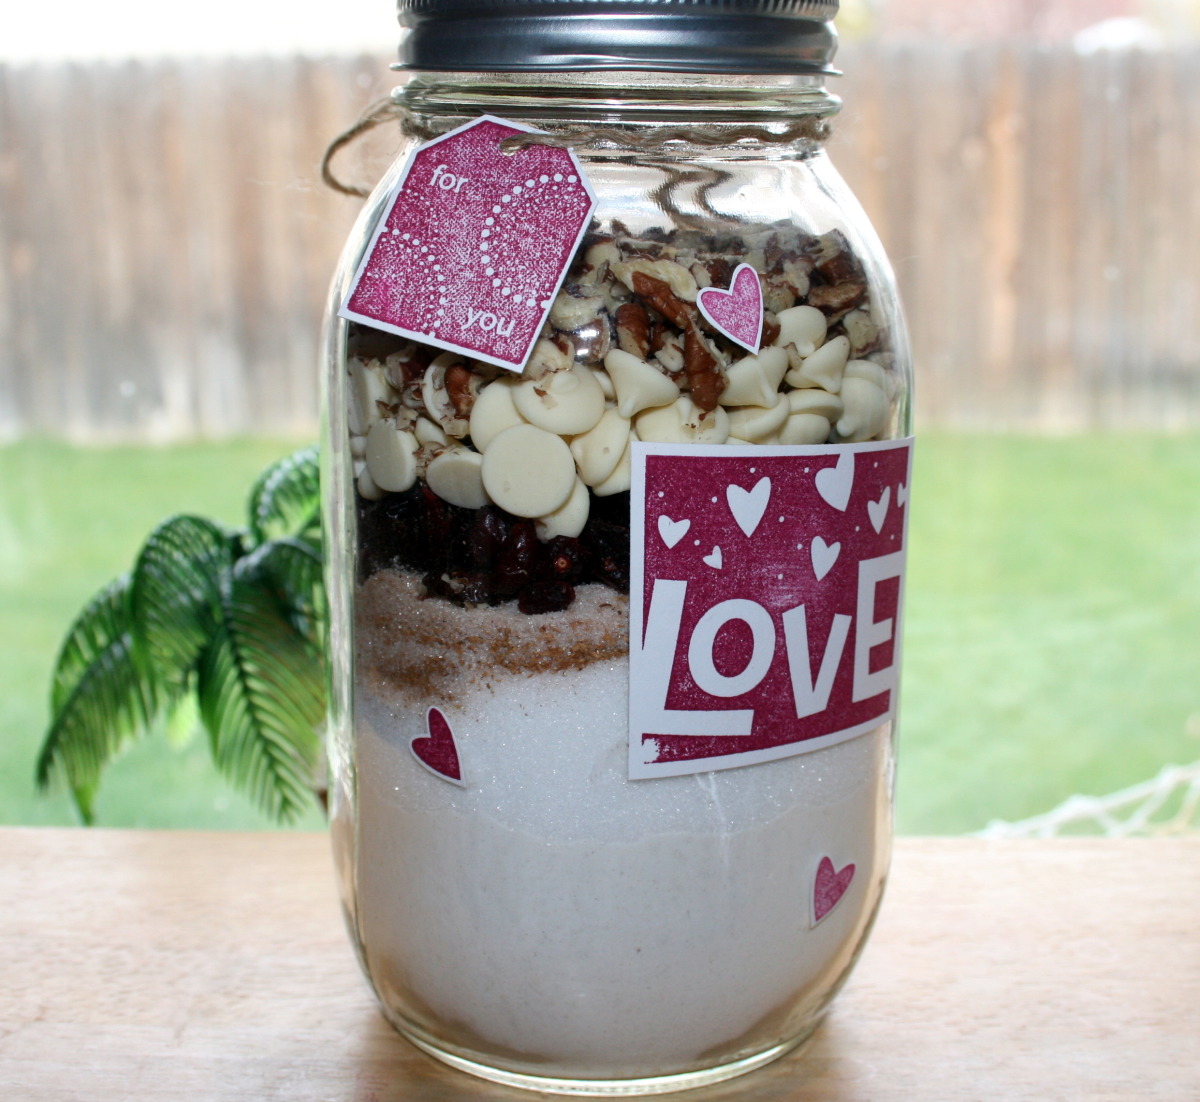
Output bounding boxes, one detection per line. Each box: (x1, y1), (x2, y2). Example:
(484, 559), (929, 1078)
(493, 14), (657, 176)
(815, 451), (855, 512)
(811, 536), (841, 581)
(868, 486), (891, 533)
(703, 546), (723, 569)
(897, 481), (909, 507)
(726, 476), (771, 537)
(658, 514), (690, 549)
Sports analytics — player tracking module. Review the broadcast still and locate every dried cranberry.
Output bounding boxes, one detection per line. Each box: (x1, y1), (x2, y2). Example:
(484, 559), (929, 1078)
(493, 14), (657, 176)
(541, 536), (588, 582)
(518, 580), (575, 615)
(457, 572), (494, 607)
(470, 506), (510, 569)
(421, 571), (457, 603)
(493, 520), (538, 596)
(583, 519), (630, 593)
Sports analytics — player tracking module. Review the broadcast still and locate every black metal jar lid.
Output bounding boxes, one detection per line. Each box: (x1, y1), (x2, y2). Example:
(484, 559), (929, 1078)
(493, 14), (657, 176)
(396, 0), (840, 74)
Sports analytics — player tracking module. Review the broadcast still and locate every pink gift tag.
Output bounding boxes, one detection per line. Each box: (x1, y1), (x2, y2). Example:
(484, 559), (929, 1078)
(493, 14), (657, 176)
(629, 439), (914, 779)
(339, 115), (596, 372)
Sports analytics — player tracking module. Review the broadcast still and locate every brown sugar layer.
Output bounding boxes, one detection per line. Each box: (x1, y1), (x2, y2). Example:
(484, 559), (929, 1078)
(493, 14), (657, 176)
(356, 568), (630, 706)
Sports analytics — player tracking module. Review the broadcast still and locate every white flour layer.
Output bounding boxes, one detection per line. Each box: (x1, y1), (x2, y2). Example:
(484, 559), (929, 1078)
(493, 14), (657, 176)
(353, 655), (892, 1079)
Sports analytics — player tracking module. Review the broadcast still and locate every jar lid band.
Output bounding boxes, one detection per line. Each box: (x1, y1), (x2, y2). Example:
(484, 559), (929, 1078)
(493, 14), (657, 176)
(395, 0), (840, 74)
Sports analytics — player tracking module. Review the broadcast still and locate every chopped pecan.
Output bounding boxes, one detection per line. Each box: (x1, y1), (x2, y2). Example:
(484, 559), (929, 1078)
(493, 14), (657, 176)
(683, 326), (725, 412)
(764, 233), (784, 273)
(807, 280), (868, 316)
(762, 277), (797, 315)
(615, 302), (652, 359)
(816, 246), (866, 287)
(762, 312), (782, 347)
(704, 256), (735, 289)
(631, 272), (695, 329)
(549, 285), (605, 331)
(444, 364), (477, 420)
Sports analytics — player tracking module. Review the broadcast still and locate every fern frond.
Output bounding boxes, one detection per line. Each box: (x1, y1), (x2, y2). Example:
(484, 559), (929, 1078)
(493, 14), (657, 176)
(38, 574), (167, 823)
(50, 575), (135, 714)
(247, 445), (321, 549)
(238, 537), (327, 650)
(196, 573), (324, 823)
(130, 515), (232, 688)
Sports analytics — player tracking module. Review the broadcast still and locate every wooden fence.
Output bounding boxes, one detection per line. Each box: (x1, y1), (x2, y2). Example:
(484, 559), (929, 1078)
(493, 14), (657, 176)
(2, 45), (1199, 441)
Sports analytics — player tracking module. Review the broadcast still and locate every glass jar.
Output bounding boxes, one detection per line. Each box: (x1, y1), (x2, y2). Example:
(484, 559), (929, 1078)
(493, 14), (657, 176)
(323, 1), (912, 1094)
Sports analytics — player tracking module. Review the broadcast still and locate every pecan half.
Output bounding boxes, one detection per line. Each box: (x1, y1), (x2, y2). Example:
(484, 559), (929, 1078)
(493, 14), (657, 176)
(631, 272), (695, 329)
(683, 326), (725, 412)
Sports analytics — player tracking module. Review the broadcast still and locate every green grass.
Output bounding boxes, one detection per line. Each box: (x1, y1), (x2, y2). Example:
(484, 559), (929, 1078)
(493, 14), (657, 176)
(897, 432), (1200, 832)
(2, 433), (1198, 833)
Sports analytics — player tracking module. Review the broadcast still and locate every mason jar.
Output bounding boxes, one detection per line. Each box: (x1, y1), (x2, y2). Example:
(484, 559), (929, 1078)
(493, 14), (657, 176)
(322, 0), (913, 1093)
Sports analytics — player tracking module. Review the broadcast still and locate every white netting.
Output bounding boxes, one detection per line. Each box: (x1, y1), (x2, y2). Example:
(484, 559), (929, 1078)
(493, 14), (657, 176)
(974, 760), (1200, 839)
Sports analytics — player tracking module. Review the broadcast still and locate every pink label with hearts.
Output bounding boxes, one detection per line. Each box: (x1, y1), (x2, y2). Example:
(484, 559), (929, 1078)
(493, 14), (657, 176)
(339, 115), (596, 372)
(629, 439), (914, 779)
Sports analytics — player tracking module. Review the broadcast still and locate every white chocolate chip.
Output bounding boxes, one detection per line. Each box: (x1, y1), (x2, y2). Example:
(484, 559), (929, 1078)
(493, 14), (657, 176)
(719, 346), (789, 408)
(570, 407), (633, 487)
(414, 416), (449, 447)
(469, 379), (525, 451)
(604, 349), (680, 418)
(786, 388), (844, 421)
(785, 334), (850, 393)
(536, 476), (590, 540)
(725, 395), (790, 443)
(587, 364), (616, 400)
(836, 377), (890, 442)
(356, 463), (385, 501)
(843, 358), (891, 393)
(592, 436), (634, 497)
(773, 305), (828, 358)
(481, 424), (576, 518)
(778, 413), (833, 445)
(425, 447), (489, 510)
(364, 420), (418, 492)
(513, 364), (606, 435)
(634, 396), (730, 445)
(347, 357), (394, 436)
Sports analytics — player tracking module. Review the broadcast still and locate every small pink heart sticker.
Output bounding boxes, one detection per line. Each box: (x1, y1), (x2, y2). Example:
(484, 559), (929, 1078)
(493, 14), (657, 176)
(813, 856), (855, 925)
(411, 706), (465, 786)
(697, 263), (763, 354)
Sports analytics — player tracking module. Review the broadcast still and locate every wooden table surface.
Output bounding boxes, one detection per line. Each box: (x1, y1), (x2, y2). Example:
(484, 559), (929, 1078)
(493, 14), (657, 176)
(1, 829), (1197, 1101)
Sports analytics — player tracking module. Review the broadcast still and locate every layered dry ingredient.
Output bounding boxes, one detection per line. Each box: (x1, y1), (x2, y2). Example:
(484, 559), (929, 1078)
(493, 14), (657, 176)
(350, 223), (896, 614)
(347, 222), (899, 1076)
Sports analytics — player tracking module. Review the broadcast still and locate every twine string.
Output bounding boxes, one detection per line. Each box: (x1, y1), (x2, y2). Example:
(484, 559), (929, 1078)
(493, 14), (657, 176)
(320, 93), (832, 199)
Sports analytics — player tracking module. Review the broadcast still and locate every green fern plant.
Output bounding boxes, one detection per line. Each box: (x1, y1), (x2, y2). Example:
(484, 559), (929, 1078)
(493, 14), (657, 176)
(36, 446), (327, 825)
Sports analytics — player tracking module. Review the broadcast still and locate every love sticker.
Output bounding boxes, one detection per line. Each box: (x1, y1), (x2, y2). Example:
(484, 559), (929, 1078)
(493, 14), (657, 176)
(629, 439), (914, 779)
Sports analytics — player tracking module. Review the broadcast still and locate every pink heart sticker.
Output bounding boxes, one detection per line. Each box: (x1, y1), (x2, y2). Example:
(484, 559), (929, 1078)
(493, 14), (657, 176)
(697, 263), (763, 354)
(813, 856), (855, 925)
(411, 706), (465, 786)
